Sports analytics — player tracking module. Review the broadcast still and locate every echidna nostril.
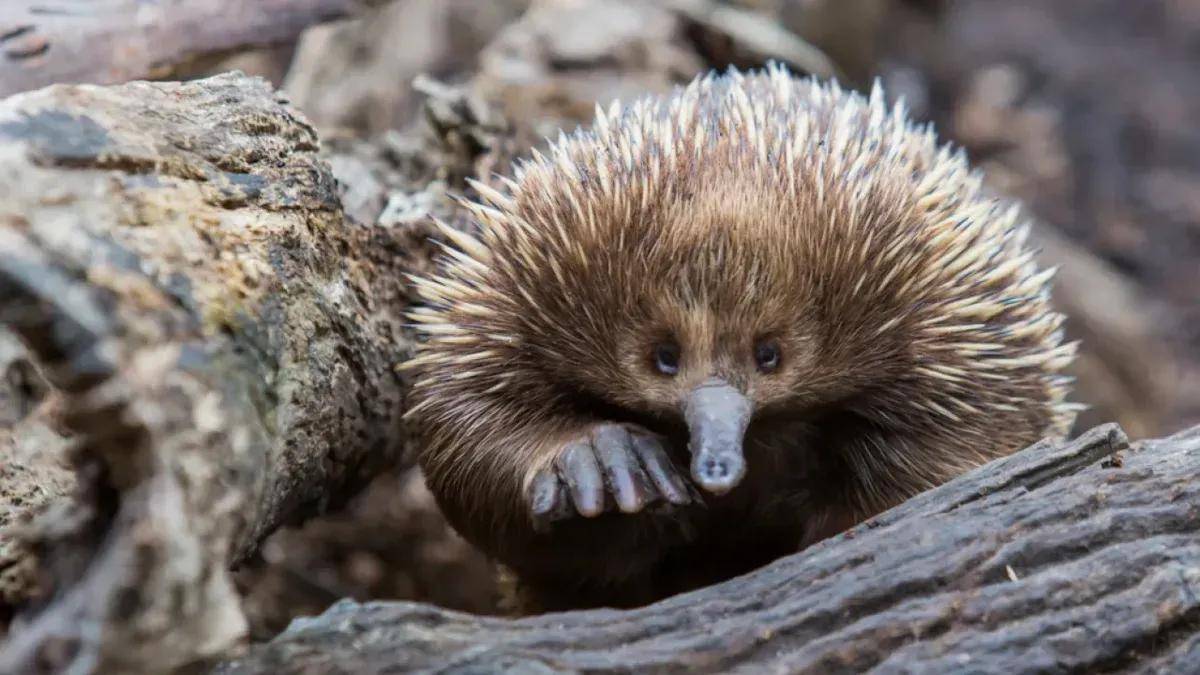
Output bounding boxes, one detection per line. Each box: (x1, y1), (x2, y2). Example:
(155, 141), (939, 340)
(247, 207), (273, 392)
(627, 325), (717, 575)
(702, 457), (728, 479)
(692, 449), (746, 495)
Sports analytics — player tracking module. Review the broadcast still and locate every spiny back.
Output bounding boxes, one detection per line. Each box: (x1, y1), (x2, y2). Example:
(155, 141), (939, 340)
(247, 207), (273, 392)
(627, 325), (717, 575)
(408, 64), (1078, 447)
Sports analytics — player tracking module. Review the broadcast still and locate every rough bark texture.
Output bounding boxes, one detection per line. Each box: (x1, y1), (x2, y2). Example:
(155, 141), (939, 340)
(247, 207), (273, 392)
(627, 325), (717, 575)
(0, 72), (419, 673)
(0, 0), (383, 98)
(215, 423), (1200, 674)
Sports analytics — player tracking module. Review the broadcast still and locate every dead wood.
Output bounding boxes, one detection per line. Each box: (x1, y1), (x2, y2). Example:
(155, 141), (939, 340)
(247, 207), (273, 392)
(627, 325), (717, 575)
(0, 71), (423, 673)
(0, 0), (383, 98)
(214, 423), (1200, 674)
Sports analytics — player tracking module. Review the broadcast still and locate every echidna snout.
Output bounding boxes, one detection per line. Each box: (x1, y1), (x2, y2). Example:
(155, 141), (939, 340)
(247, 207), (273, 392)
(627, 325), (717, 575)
(684, 378), (752, 495)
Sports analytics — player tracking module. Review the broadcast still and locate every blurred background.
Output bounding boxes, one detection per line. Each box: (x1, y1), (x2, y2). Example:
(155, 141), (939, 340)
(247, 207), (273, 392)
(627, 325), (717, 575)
(104, 0), (1200, 638)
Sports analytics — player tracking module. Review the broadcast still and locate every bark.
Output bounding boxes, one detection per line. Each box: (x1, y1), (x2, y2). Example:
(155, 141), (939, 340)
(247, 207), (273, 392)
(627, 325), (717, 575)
(214, 423), (1200, 674)
(0, 0), (382, 98)
(0, 72), (431, 673)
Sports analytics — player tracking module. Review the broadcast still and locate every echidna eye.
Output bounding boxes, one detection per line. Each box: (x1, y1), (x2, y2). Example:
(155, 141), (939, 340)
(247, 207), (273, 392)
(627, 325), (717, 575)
(653, 342), (681, 376)
(754, 340), (781, 373)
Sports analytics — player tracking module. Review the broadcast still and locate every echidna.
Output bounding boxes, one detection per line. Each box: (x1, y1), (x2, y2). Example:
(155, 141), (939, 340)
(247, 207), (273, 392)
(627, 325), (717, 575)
(404, 64), (1078, 613)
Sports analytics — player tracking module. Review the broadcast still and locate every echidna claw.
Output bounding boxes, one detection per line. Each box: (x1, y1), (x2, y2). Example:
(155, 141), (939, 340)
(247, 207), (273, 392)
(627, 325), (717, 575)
(528, 422), (694, 531)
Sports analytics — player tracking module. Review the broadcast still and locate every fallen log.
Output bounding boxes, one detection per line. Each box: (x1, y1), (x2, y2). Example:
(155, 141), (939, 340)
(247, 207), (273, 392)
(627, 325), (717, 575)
(0, 71), (435, 673)
(215, 423), (1200, 673)
(0, 0), (382, 98)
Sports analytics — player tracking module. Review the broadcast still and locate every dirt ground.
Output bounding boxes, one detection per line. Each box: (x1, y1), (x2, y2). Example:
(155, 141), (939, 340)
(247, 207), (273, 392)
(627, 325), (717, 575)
(210, 0), (1200, 635)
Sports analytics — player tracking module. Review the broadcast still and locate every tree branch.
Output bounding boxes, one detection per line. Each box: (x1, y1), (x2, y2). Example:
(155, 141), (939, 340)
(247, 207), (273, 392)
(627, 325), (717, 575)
(0, 0), (382, 98)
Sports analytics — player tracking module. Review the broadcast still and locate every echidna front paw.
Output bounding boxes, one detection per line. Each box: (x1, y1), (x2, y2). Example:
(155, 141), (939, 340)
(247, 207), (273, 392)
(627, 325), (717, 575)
(527, 423), (697, 531)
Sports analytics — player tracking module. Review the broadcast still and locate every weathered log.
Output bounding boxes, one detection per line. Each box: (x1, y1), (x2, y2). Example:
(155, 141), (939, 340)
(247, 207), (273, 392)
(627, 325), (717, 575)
(0, 0), (383, 98)
(0, 72), (429, 673)
(214, 424), (1200, 673)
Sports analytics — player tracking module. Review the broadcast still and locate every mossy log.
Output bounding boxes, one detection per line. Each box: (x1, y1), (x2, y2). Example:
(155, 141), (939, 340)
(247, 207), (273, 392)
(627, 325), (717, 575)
(216, 423), (1200, 674)
(0, 72), (423, 673)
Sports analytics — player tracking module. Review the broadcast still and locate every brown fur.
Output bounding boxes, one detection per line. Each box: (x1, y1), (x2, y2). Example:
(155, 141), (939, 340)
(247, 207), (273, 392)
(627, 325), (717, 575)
(405, 65), (1078, 613)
